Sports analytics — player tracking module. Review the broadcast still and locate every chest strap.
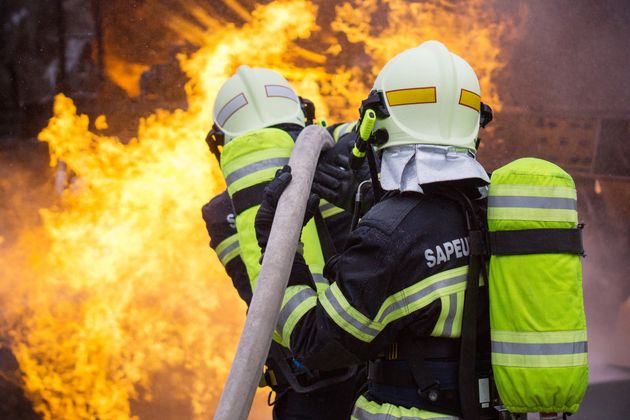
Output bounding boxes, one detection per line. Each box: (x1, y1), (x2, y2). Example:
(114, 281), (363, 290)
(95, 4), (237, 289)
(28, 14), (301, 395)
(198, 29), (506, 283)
(231, 181), (269, 215)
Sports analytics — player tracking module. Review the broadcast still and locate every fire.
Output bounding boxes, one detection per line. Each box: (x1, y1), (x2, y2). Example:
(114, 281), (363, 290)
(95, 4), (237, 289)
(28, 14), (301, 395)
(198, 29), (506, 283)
(0, 0), (524, 418)
(103, 54), (149, 97)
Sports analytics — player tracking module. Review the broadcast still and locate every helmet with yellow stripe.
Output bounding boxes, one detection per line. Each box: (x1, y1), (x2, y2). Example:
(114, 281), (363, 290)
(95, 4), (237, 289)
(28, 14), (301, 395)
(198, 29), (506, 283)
(371, 40), (482, 151)
(212, 66), (305, 144)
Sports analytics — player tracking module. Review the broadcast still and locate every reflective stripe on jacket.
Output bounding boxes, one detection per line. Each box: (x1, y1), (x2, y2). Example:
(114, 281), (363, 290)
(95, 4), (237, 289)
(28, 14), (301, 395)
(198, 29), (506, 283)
(202, 191), (251, 304)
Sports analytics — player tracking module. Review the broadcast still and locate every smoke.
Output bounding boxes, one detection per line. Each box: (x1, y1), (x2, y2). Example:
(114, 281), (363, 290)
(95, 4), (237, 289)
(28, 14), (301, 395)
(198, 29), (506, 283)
(492, 0), (630, 381)
(479, 1), (630, 164)
(496, 0), (630, 116)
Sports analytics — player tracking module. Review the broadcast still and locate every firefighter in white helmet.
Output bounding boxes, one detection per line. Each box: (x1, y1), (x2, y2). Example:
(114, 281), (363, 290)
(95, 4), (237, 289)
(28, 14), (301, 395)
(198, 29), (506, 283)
(255, 41), (497, 419)
(203, 66), (366, 419)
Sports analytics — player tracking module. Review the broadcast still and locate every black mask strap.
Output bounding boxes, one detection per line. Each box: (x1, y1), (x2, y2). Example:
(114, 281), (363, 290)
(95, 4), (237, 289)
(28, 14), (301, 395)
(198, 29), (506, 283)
(299, 96), (316, 126)
(205, 123), (224, 161)
(479, 102), (493, 128)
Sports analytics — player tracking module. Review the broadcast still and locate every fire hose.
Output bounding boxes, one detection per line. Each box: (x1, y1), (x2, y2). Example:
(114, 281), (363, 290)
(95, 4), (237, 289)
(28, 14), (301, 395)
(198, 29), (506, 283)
(214, 125), (334, 420)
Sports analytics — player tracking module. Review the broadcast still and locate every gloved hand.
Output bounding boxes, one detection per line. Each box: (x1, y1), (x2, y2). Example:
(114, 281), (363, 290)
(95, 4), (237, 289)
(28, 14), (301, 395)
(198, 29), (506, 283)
(312, 136), (359, 212)
(255, 165), (320, 253)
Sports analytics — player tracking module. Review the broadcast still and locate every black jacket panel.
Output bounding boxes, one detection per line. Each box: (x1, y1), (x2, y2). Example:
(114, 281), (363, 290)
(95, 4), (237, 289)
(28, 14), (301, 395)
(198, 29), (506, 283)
(289, 192), (473, 370)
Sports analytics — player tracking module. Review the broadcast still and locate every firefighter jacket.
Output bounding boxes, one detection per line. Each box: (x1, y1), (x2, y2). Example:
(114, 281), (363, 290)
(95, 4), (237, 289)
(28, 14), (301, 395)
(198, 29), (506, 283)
(272, 190), (490, 419)
(203, 122), (369, 416)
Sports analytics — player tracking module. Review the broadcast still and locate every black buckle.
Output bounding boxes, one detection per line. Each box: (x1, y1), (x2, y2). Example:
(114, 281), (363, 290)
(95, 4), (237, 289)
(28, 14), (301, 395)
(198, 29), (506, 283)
(418, 381), (441, 403)
(480, 102), (493, 128)
(359, 90), (390, 119)
(299, 96), (316, 126)
(205, 123), (224, 161)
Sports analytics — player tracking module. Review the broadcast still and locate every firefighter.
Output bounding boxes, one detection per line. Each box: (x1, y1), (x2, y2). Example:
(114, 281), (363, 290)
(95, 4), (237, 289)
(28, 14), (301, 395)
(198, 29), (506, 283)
(255, 41), (495, 419)
(203, 66), (366, 419)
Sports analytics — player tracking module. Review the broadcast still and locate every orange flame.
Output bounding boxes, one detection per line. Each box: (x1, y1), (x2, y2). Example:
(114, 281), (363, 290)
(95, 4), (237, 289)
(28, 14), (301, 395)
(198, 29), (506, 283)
(1, 0), (525, 418)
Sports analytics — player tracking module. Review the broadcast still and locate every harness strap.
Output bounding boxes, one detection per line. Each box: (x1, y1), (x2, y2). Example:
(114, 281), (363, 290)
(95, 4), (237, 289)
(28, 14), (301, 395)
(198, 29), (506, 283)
(450, 190), (484, 420)
(488, 227), (584, 256)
(367, 358), (461, 417)
(267, 344), (359, 393)
(366, 144), (383, 202)
(231, 181), (269, 215)
(314, 208), (337, 262)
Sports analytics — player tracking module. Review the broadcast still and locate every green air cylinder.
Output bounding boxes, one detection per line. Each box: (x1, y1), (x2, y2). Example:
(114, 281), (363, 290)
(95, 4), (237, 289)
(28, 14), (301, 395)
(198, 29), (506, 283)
(220, 128), (327, 297)
(487, 157), (587, 414)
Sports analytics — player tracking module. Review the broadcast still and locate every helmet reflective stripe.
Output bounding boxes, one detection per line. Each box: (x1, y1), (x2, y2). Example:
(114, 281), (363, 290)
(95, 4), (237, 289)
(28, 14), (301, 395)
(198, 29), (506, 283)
(265, 84), (299, 102)
(215, 93), (248, 127)
(459, 89), (481, 112)
(212, 66), (305, 143)
(385, 86), (436, 106)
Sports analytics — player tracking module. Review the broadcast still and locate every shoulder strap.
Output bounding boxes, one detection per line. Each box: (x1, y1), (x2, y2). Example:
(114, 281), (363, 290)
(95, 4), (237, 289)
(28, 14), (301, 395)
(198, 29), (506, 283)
(457, 191), (484, 420)
(434, 188), (486, 420)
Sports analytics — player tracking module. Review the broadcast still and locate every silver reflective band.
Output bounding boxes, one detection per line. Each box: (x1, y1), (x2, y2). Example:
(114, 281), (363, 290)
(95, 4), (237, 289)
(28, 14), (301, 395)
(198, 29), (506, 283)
(491, 341), (588, 356)
(312, 273), (329, 287)
(225, 157), (289, 186)
(276, 288), (316, 333)
(265, 84), (298, 103)
(339, 123), (355, 137)
(334, 122), (356, 140)
(352, 406), (455, 420)
(442, 293), (458, 337)
(377, 274), (467, 323)
(218, 240), (239, 264)
(324, 286), (380, 338)
(488, 196), (577, 210)
(319, 202), (335, 212)
(216, 93), (248, 127)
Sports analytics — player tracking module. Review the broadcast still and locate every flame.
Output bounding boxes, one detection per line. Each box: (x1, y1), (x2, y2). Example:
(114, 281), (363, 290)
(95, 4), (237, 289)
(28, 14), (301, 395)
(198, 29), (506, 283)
(0, 0), (524, 418)
(104, 54), (150, 97)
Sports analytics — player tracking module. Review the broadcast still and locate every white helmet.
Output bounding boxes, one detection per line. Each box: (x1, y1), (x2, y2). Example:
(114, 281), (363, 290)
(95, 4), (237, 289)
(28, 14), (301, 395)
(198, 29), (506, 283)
(370, 40), (482, 151)
(212, 66), (305, 143)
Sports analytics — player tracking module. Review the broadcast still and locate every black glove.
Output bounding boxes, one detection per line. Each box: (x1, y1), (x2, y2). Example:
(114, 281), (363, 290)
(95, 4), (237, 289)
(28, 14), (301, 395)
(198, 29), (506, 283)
(255, 165), (319, 253)
(312, 135), (359, 212)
